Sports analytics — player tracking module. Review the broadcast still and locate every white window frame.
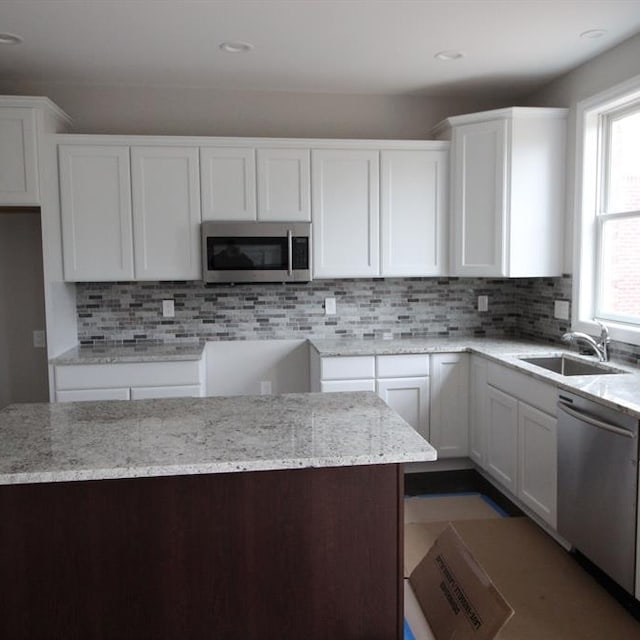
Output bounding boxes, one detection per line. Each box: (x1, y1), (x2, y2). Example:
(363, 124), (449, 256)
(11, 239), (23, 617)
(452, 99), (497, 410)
(573, 73), (640, 346)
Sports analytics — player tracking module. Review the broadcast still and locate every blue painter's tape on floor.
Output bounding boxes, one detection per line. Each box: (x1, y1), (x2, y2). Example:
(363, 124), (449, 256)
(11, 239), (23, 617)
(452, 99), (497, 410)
(479, 493), (509, 518)
(405, 492), (508, 518)
(404, 618), (417, 640)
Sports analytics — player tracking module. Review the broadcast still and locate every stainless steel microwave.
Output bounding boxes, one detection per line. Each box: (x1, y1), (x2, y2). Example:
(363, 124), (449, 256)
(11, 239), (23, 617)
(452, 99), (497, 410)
(201, 221), (312, 283)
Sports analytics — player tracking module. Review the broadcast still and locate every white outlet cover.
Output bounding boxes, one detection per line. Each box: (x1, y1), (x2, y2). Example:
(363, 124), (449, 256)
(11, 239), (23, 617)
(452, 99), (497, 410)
(324, 297), (337, 315)
(162, 299), (175, 318)
(554, 300), (570, 320)
(477, 295), (488, 312)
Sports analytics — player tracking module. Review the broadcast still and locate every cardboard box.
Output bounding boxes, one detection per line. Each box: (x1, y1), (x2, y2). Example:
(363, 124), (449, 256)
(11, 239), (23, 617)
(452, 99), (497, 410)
(405, 524), (513, 640)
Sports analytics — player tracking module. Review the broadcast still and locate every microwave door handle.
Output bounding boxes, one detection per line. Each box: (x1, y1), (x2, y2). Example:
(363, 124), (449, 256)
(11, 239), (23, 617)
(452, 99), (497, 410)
(287, 229), (293, 276)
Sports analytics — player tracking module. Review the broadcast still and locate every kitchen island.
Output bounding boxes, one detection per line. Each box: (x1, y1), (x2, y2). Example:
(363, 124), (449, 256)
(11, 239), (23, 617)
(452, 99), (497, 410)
(0, 391), (436, 640)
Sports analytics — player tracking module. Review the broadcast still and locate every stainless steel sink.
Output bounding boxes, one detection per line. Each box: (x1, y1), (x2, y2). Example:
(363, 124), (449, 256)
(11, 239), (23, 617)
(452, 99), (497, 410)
(519, 355), (624, 376)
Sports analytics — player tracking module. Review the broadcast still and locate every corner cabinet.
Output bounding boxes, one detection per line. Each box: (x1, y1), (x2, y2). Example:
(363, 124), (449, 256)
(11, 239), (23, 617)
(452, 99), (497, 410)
(433, 107), (567, 277)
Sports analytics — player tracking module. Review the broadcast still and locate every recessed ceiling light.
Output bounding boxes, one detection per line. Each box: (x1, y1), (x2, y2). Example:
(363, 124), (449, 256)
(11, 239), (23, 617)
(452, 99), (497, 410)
(219, 41), (254, 54)
(434, 50), (464, 61)
(0, 32), (23, 45)
(580, 29), (607, 40)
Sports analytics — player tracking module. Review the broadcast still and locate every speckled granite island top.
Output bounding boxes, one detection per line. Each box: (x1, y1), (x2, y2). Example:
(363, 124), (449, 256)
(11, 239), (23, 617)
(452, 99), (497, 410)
(51, 340), (205, 365)
(0, 391), (437, 485)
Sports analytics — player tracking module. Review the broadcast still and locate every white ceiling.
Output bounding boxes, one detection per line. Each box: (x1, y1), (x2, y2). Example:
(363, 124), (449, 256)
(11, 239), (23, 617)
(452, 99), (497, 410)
(1, 0), (640, 97)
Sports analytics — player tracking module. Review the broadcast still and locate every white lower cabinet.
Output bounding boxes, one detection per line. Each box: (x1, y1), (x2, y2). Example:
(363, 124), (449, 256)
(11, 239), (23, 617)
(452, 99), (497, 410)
(518, 402), (557, 528)
(56, 388), (131, 402)
(429, 353), (469, 457)
(483, 361), (558, 528)
(486, 386), (519, 494)
(54, 359), (205, 402)
(468, 355), (488, 465)
(311, 351), (431, 440)
(377, 376), (430, 439)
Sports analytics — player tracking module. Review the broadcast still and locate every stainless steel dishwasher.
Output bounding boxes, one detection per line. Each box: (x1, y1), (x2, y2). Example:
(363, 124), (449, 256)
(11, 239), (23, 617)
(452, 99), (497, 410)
(557, 391), (639, 593)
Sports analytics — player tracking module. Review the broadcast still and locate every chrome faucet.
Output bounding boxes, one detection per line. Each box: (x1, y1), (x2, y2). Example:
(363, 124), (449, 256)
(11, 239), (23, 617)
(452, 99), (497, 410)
(561, 321), (610, 362)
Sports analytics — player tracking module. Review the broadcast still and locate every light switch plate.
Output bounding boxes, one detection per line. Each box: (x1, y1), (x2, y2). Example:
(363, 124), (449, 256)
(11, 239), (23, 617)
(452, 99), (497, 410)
(324, 297), (337, 315)
(554, 300), (570, 320)
(32, 330), (46, 348)
(477, 295), (488, 312)
(162, 299), (175, 318)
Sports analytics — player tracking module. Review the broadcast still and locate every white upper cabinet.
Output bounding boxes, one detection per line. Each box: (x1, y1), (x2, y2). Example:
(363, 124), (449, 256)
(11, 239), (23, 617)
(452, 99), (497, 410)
(131, 146), (201, 280)
(0, 107), (39, 205)
(380, 149), (447, 276)
(434, 107), (567, 277)
(257, 148), (310, 221)
(200, 147), (256, 221)
(311, 149), (380, 278)
(59, 144), (134, 281)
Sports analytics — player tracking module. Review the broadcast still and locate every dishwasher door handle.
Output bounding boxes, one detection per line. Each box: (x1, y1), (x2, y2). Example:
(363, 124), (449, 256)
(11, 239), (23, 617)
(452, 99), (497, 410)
(558, 401), (636, 438)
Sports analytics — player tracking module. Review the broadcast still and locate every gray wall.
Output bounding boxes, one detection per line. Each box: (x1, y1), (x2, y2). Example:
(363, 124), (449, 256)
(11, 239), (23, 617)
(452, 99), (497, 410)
(524, 32), (640, 274)
(0, 213), (49, 407)
(0, 81), (506, 139)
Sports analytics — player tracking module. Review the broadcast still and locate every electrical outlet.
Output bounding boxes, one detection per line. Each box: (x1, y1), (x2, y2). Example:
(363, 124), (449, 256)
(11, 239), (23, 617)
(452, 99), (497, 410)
(554, 300), (570, 320)
(477, 295), (488, 312)
(260, 380), (272, 395)
(324, 297), (337, 315)
(32, 330), (46, 348)
(162, 299), (175, 318)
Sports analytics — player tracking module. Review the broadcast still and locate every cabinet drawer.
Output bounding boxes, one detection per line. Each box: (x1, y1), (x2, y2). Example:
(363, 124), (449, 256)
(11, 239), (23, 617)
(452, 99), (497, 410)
(56, 360), (202, 390)
(57, 388), (131, 402)
(487, 362), (557, 415)
(131, 385), (202, 400)
(320, 356), (375, 381)
(320, 379), (376, 393)
(376, 354), (429, 378)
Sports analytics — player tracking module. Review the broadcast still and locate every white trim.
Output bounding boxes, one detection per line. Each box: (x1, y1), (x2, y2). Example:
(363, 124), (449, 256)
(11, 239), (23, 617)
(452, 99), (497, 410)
(572, 73), (640, 346)
(54, 133), (450, 150)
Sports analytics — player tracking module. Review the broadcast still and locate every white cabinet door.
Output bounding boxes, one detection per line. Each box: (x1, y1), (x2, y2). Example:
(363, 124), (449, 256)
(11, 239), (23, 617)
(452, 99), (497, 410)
(59, 144), (134, 281)
(451, 119), (506, 276)
(0, 107), (39, 205)
(56, 388), (131, 402)
(131, 146), (201, 280)
(486, 385), (519, 493)
(130, 385), (202, 400)
(518, 402), (557, 528)
(469, 356), (488, 466)
(429, 353), (469, 457)
(380, 149), (447, 276)
(311, 149), (379, 278)
(257, 148), (310, 222)
(377, 376), (429, 439)
(200, 147), (256, 221)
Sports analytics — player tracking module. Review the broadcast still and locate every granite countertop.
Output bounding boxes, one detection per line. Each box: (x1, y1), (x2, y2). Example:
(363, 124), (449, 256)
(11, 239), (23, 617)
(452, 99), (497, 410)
(309, 337), (640, 419)
(51, 341), (206, 365)
(0, 391), (437, 486)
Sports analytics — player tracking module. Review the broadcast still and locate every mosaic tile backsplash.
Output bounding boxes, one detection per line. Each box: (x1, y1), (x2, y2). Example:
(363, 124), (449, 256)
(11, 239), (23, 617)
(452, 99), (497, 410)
(75, 274), (640, 365)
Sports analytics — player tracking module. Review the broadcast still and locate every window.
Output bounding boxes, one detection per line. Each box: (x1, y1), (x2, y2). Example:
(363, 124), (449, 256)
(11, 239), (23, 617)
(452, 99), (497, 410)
(575, 76), (640, 345)
(596, 104), (640, 324)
